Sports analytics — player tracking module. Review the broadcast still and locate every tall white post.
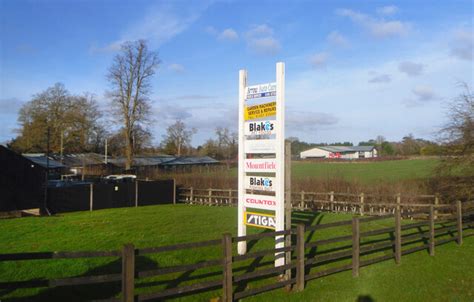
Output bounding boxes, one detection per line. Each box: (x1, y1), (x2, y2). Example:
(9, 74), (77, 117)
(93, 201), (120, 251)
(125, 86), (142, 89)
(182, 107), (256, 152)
(238, 69), (247, 255)
(275, 62), (285, 267)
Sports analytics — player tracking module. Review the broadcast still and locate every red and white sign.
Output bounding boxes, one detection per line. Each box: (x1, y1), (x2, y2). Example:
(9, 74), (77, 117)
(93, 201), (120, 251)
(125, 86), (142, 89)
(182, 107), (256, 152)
(243, 193), (277, 210)
(244, 159), (277, 172)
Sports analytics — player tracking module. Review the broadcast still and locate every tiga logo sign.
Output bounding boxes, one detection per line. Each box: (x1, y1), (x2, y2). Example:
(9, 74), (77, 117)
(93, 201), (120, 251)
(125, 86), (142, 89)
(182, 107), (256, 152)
(245, 211), (276, 230)
(245, 176), (275, 192)
(244, 121), (276, 136)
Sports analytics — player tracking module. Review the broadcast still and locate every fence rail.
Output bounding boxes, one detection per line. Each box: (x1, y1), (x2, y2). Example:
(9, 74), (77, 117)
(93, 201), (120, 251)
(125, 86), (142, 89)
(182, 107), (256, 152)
(178, 187), (469, 217)
(1, 202), (473, 301)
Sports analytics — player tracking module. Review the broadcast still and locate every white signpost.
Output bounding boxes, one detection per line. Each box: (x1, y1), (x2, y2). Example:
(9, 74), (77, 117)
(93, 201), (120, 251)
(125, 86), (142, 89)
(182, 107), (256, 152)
(238, 62), (285, 267)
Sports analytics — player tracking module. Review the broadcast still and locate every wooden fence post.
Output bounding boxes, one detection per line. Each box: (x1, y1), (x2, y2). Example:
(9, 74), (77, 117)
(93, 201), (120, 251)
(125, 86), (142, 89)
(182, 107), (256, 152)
(122, 243), (135, 302)
(395, 207), (401, 265)
(135, 180), (138, 207)
(429, 206), (435, 256)
(300, 190), (305, 209)
(456, 200), (463, 246)
(295, 224), (305, 291)
(172, 179), (176, 205)
(396, 193), (401, 214)
(434, 193), (439, 219)
(359, 193), (365, 216)
(208, 188), (212, 205)
(330, 191), (334, 212)
(228, 189), (232, 205)
(222, 233), (233, 302)
(89, 183), (93, 211)
(352, 217), (360, 277)
(190, 187), (194, 203)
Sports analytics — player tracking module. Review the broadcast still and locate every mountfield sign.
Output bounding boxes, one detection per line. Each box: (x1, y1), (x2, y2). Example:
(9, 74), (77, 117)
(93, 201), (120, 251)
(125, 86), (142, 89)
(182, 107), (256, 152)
(245, 176), (275, 192)
(244, 101), (276, 120)
(244, 121), (276, 136)
(244, 211), (276, 230)
(246, 82), (277, 99)
(244, 139), (276, 154)
(244, 159), (277, 173)
(244, 194), (277, 210)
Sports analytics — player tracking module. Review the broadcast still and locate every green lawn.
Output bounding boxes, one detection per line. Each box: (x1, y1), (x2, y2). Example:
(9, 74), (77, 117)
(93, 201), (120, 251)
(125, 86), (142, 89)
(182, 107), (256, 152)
(0, 204), (472, 301)
(224, 159), (438, 184)
(292, 159), (439, 183)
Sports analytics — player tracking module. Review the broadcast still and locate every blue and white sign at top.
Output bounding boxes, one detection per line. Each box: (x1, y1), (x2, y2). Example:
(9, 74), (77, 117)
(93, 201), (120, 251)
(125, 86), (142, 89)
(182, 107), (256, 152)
(246, 82), (277, 99)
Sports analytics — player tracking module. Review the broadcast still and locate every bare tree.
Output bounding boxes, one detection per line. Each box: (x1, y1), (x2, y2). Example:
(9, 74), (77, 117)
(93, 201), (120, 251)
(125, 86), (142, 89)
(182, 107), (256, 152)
(107, 40), (159, 170)
(437, 84), (474, 176)
(161, 120), (196, 156)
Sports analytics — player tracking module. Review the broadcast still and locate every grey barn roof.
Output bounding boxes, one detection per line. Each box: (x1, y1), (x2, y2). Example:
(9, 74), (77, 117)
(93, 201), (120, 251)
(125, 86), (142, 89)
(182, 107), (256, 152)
(158, 156), (220, 166)
(108, 155), (175, 167)
(23, 155), (66, 169)
(314, 146), (376, 153)
(108, 155), (219, 167)
(52, 153), (107, 167)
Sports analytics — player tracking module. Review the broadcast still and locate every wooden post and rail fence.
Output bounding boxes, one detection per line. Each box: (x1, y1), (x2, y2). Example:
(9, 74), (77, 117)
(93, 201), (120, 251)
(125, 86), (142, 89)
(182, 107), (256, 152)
(179, 187), (461, 217)
(1, 201), (473, 301)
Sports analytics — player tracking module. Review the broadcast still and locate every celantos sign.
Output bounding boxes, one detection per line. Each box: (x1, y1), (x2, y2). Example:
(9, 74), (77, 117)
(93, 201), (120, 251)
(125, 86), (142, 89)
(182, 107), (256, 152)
(238, 62), (285, 267)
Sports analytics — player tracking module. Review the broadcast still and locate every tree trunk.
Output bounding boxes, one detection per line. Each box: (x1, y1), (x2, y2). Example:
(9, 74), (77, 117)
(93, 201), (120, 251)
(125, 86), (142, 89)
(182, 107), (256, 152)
(125, 130), (133, 171)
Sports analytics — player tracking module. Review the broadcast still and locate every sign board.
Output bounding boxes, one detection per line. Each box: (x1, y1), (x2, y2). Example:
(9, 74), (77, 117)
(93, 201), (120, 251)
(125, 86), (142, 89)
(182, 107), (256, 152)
(244, 139), (276, 154)
(243, 193), (277, 210)
(244, 211), (276, 230)
(238, 62), (285, 268)
(246, 82), (277, 99)
(244, 101), (276, 120)
(244, 121), (277, 136)
(244, 159), (277, 173)
(245, 175), (276, 192)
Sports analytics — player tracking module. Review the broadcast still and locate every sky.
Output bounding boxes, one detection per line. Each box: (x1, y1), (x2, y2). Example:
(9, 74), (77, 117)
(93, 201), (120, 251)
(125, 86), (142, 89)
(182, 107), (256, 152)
(0, 0), (473, 146)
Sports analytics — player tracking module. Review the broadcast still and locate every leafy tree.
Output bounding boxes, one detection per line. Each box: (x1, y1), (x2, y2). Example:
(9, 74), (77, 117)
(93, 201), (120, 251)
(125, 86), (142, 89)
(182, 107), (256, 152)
(107, 40), (160, 170)
(11, 83), (104, 154)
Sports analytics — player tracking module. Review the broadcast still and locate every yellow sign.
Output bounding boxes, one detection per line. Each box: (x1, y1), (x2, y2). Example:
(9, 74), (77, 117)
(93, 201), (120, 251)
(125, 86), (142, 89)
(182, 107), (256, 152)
(244, 211), (276, 230)
(244, 101), (276, 120)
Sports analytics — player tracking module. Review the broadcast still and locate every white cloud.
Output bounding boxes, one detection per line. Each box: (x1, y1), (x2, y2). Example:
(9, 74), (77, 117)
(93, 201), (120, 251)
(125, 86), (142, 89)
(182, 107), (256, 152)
(368, 73), (391, 83)
(168, 63), (185, 73)
(245, 24), (274, 38)
(205, 25), (218, 35)
(398, 61), (424, 76)
(412, 85), (436, 101)
(94, 2), (211, 53)
(245, 24), (281, 55)
(376, 5), (399, 15)
(248, 37), (281, 55)
(404, 85), (439, 107)
(310, 52), (329, 69)
(287, 110), (339, 128)
(450, 28), (473, 61)
(336, 8), (410, 38)
(327, 31), (350, 47)
(218, 28), (239, 41)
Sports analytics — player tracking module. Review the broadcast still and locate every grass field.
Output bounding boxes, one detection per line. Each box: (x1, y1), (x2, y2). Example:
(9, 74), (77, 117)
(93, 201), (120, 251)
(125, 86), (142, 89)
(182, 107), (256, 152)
(291, 158), (439, 183)
(1, 204), (472, 301)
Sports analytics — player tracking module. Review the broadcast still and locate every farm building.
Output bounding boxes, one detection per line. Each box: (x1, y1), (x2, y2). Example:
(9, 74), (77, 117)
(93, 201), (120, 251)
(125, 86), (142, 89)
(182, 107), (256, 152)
(0, 146), (66, 211)
(300, 146), (378, 159)
(50, 153), (116, 176)
(109, 155), (220, 173)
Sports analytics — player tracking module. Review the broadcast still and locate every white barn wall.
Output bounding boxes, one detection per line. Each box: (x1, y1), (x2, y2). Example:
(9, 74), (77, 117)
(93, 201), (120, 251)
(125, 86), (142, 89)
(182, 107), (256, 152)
(300, 146), (378, 159)
(300, 148), (330, 159)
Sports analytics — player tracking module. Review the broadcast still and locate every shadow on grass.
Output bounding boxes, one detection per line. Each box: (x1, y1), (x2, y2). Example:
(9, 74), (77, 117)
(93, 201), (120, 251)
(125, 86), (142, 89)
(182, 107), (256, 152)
(2, 255), (159, 302)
